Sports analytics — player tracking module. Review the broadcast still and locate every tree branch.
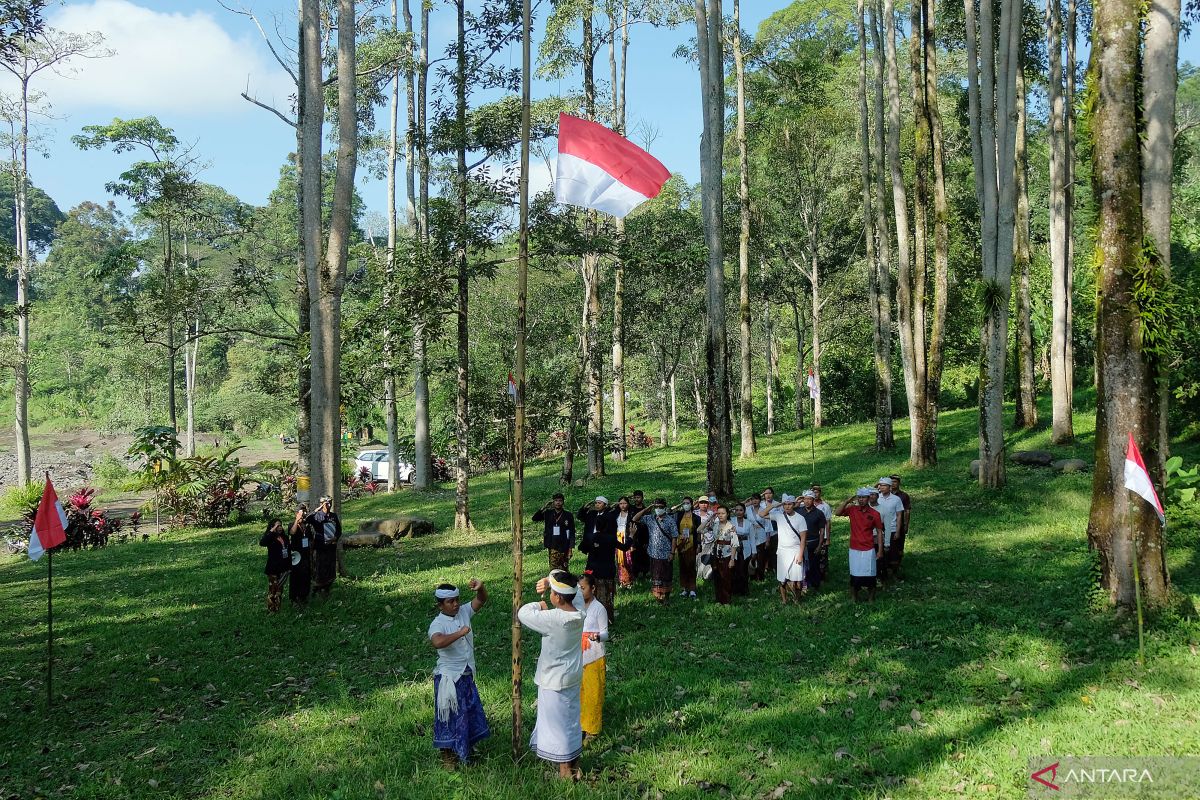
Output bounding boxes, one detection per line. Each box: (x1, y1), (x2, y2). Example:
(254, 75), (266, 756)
(240, 92), (296, 128)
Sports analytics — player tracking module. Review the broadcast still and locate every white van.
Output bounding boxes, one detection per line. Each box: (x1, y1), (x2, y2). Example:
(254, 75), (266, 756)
(354, 450), (415, 483)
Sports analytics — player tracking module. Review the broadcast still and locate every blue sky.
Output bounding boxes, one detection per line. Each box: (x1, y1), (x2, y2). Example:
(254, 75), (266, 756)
(11, 0), (779, 219)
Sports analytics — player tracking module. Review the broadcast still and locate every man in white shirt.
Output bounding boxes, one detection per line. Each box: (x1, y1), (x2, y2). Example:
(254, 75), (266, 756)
(518, 570), (586, 780)
(873, 477), (905, 580)
(427, 579), (490, 768)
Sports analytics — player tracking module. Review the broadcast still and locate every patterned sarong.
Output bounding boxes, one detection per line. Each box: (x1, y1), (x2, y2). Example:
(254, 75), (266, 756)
(432, 668), (491, 762)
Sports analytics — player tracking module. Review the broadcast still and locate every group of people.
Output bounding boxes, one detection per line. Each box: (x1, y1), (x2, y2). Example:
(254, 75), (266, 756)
(420, 475), (915, 778)
(258, 496), (344, 611)
(533, 475), (912, 612)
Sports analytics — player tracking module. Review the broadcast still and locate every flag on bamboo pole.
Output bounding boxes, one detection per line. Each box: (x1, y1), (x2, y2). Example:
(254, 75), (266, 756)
(554, 113), (670, 218)
(1124, 433), (1165, 524)
(507, 373), (518, 402)
(807, 369), (820, 400)
(28, 476), (67, 561)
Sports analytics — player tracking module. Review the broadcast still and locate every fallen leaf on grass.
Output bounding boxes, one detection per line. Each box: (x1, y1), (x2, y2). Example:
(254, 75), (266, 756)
(834, 747), (851, 760)
(762, 780), (793, 799)
(910, 709), (922, 722)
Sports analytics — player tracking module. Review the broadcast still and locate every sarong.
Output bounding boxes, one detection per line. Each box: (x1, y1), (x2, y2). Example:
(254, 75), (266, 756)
(530, 684), (582, 763)
(650, 557), (673, 601)
(804, 541), (825, 589)
(549, 548), (570, 573)
(712, 557), (733, 604)
(313, 550), (336, 595)
(732, 541), (750, 596)
(618, 549), (635, 589)
(677, 543), (697, 591)
(848, 547), (877, 589)
(776, 544), (805, 584)
(432, 668), (491, 762)
(592, 578), (615, 622)
(580, 658), (606, 735)
(267, 574), (285, 613)
(633, 524), (651, 578)
(289, 557), (311, 605)
(754, 542), (768, 580)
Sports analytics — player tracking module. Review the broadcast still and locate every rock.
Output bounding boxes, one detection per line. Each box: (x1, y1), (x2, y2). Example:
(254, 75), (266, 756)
(1012, 450), (1054, 467)
(1053, 458), (1089, 473)
(573, 479), (586, 488)
(74, 447), (90, 458)
(969, 460), (981, 479)
(357, 514), (435, 541)
(342, 532), (396, 549)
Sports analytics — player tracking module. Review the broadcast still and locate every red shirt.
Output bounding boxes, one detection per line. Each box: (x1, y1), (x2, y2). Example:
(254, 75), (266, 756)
(846, 506), (882, 551)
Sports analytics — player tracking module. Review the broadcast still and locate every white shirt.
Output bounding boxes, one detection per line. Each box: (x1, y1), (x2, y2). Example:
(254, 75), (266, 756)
(874, 493), (905, 545)
(771, 509), (807, 549)
(817, 502), (833, 534)
(733, 516), (761, 558)
(428, 605), (476, 676)
(518, 592), (585, 690)
(581, 598), (610, 666)
(758, 501), (780, 536)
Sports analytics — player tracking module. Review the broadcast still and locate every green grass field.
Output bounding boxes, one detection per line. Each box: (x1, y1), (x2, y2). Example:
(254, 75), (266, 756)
(3, 405), (1199, 800)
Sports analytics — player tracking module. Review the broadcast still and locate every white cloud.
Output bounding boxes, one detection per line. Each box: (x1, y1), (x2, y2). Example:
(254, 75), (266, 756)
(29, 0), (294, 116)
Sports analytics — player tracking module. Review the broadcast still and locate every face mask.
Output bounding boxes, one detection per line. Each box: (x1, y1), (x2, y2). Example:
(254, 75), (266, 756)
(654, 507), (667, 517)
(682, 502), (692, 512)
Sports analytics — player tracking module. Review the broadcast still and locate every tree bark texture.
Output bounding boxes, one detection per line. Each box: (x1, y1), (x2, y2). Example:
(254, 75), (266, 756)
(610, 4), (629, 462)
(734, 0), (756, 457)
(1014, 66), (1037, 429)
(1087, 0), (1171, 608)
(298, 0), (322, 498)
(453, 0), (472, 528)
(1047, 0), (1074, 443)
(412, 0), (432, 488)
(384, 0), (401, 491)
(582, 3), (605, 478)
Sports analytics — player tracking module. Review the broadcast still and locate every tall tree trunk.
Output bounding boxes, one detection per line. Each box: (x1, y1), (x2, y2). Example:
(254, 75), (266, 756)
(610, 2), (629, 462)
(13, 77), (31, 486)
(808, 242), (823, 428)
(412, 0), (432, 488)
(764, 290), (777, 436)
(1087, 0), (1171, 608)
(670, 373), (679, 442)
(1014, 66), (1037, 429)
(1064, 0), (1076, 435)
(561, 296), (587, 484)
(298, 0), (323, 499)
(734, 0), (756, 457)
(164, 217), (178, 444)
(858, 0), (892, 451)
(1142, 0), (1178, 466)
(880, 0), (916, 460)
(184, 323), (198, 458)
(658, 351), (669, 448)
(1048, 0), (1074, 443)
(868, 1), (896, 451)
(695, 0), (734, 496)
(908, 0), (931, 460)
(791, 300), (805, 430)
(311, 0), (357, 513)
(923, 0), (950, 463)
(384, 0), (401, 491)
(453, 0), (472, 528)
(965, 0), (1020, 487)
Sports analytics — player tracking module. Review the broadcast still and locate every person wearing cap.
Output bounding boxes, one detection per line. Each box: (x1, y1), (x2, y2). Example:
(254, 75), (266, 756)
(672, 496), (701, 599)
(306, 495), (342, 598)
(760, 494), (806, 603)
(534, 493), (576, 572)
(698, 503), (740, 604)
(629, 490), (651, 580)
(632, 497), (679, 603)
(259, 518), (290, 613)
(837, 489), (884, 601)
(873, 478), (905, 581)
(519, 571), (586, 780)
(428, 578), (490, 769)
(578, 497), (628, 621)
(798, 491), (827, 591)
(889, 474), (912, 573)
(578, 572), (610, 740)
(288, 504), (313, 606)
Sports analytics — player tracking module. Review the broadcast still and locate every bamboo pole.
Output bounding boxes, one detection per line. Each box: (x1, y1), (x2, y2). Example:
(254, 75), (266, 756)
(510, 0), (531, 760)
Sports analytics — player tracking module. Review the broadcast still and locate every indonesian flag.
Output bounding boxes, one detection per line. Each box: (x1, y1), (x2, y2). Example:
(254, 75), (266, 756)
(1124, 433), (1165, 524)
(554, 113), (670, 218)
(807, 369), (820, 400)
(507, 373), (518, 401)
(28, 476), (68, 561)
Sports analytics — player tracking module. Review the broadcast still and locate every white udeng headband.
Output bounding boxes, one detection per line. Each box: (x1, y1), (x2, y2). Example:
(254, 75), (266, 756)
(548, 575), (576, 595)
(435, 587), (460, 600)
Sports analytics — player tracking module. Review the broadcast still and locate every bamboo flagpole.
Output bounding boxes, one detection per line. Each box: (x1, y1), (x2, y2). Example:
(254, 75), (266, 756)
(510, 0), (532, 760)
(1122, 433), (1165, 668)
(28, 473), (68, 711)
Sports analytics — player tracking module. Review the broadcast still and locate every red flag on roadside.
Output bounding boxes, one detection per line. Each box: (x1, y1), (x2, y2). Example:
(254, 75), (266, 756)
(28, 475), (68, 561)
(1123, 433), (1165, 524)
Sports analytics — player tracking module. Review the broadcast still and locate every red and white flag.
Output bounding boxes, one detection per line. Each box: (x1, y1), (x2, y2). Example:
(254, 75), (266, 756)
(807, 369), (820, 400)
(507, 373), (518, 401)
(1124, 433), (1165, 524)
(28, 476), (68, 561)
(554, 113), (670, 218)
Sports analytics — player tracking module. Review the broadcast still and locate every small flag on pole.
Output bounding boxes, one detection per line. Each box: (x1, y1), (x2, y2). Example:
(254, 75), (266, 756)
(807, 369), (820, 401)
(1124, 433), (1165, 524)
(554, 113), (670, 218)
(28, 476), (67, 561)
(507, 373), (518, 402)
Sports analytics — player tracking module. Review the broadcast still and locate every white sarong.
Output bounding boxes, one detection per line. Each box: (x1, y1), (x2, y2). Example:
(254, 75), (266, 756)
(776, 543), (805, 583)
(848, 547), (876, 578)
(529, 684), (583, 763)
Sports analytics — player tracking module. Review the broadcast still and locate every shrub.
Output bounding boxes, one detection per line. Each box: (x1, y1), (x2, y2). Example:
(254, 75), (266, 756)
(0, 481), (43, 520)
(92, 454), (138, 491)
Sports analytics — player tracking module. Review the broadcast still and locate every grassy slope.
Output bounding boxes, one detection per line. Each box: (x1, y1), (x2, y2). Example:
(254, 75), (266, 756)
(2, 404), (1198, 800)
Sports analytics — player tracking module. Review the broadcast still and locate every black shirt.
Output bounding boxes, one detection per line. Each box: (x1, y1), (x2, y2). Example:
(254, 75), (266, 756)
(260, 529), (291, 575)
(799, 507), (826, 547)
(306, 511), (342, 552)
(533, 506), (576, 552)
(578, 506), (631, 579)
